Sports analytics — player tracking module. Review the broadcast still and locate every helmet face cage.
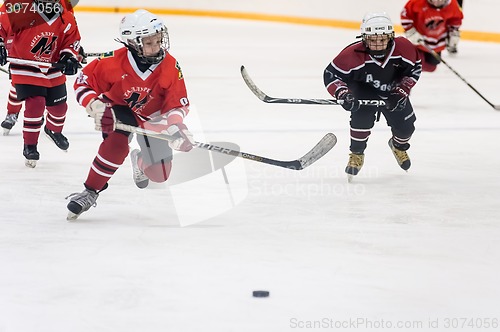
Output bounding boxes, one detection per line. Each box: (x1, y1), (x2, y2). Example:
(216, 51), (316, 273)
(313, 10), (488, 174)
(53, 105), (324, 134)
(128, 28), (170, 64)
(360, 13), (395, 58)
(427, 0), (450, 8)
(120, 10), (170, 64)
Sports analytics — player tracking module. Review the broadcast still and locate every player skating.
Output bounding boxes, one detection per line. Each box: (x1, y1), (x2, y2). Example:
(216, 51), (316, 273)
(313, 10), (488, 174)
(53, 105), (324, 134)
(401, 0), (463, 72)
(66, 9), (194, 220)
(0, 0), (81, 167)
(323, 12), (422, 181)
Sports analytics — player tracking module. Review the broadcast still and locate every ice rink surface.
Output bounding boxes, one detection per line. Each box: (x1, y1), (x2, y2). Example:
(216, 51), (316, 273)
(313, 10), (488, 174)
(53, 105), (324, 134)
(0, 11), (500, 332)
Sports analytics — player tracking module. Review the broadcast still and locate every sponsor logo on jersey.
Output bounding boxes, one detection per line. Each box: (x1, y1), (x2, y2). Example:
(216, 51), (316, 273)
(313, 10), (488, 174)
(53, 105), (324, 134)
(124, 87), (153, 114)
(175, 61), (183, 80)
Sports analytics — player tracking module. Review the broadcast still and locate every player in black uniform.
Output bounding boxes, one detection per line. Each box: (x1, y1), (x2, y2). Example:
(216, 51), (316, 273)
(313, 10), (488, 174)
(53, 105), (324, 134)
(323, 12), (422, 180)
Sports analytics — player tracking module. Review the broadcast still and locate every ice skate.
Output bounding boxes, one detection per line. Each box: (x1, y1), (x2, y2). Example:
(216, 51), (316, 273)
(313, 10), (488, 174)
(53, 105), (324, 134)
(345, 152), (364, 182)
(23, 144), (39, 168)
(1, 113), (19, 136)
(44, 126), (69, 151)
(66, 188), (100, 220)
(130, 149), (149, 189)
(388, 138), (411, 171)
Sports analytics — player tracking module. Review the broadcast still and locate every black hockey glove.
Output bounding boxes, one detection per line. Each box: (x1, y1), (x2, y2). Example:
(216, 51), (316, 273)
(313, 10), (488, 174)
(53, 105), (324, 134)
(78, 45), (88, 64)
(385, 86), (408, 112)
(335, 88), (359, 112)
(57, 52), (79, 75)
(0, 38), (7, 66)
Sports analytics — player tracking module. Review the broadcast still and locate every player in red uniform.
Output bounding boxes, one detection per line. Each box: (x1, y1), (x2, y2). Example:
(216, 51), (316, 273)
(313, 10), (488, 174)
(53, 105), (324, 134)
(401, 0), (463, 72)
(324, 12), (421, 180)
(66, 9), (194, 220)
(0, 0), (81, 167)
(0, 0), (84, 136)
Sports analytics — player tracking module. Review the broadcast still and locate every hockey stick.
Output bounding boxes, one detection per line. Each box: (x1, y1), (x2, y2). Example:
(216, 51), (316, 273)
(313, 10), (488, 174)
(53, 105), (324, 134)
(240, 65), (386, 107)
(115, 123), (337, 170)
(0, 66), (8, 74)
(423, 47), (500, 110)
(85, 51), (114, 57)
(7, 56), (64, 69)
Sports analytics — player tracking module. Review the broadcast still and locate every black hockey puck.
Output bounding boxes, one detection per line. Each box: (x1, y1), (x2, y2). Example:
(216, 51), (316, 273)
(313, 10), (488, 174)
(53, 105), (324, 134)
(252, 290), (270, 298)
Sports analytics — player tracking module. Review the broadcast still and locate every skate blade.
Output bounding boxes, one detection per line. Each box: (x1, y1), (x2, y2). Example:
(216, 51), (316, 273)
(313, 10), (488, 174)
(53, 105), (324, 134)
(347, 174), (354, 183)
(2, 128), (10, 136)
(25, 159), (37, 168)
(67, 211), (80, 221)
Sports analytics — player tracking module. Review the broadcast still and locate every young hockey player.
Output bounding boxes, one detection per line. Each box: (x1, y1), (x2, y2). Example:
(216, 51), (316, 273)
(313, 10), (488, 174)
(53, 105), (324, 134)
(66, 9), (194, 220)
(401, 0), (464, 72)
(323, 12), (422, 181)
(0, 0), (81, 167)
(0, 0), (85, 136)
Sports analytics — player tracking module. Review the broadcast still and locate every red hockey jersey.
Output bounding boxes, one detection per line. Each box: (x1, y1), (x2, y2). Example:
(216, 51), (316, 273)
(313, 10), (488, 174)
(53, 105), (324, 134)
(74, 48), (190, 124)
(401, 0), (463, 52)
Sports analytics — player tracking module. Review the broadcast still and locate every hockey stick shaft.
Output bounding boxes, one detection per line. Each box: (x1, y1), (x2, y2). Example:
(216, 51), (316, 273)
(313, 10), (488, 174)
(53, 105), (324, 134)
(85, 52), (114, 57)
(7, 56), (64, 69)
(115, 123), (336, 170)
(424, 47), (500, 110)
(240, 65), (386, 107)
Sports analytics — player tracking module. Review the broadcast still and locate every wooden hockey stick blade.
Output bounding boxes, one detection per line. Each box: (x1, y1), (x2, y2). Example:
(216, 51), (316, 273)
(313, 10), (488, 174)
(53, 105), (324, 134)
(115, 123), (337, 170)
(240, 65), (338, 105)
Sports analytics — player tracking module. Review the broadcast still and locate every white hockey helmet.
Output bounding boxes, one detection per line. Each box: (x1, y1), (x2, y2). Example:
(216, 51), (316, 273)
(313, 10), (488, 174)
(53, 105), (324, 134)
(68, 0), (79, 8)
(119, 9), (169, 64)
(360, 12), (395, 58)
(360, 12), (394, 38)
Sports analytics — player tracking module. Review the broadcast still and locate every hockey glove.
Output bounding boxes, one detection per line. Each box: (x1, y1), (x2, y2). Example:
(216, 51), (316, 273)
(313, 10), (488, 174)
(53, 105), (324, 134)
(58, 52), (79, 75)
(165, 123), (194, 152)
(446, 28), (460, 54)
(77, 45), (88, 64)
(86, 99), (116, 133)
(405, 27), (424, 45)
(335, 88), (359, 112)
(0, 38), (7, 66)
(385, 86), (409, 112)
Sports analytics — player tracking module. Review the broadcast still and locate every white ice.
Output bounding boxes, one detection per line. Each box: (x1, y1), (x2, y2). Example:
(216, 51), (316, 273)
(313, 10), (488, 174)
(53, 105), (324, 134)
(0, 11), (499, 332)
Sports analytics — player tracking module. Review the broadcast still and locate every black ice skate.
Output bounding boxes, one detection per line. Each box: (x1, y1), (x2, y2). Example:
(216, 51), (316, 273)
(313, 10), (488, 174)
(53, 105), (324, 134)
(1, 113), (19, 136)
(388, 138), (411, 171)
(130, 149), (149, 189)
(66, 187), (100, 220)
(345, 152), (364, 182)
(44, 126), (69, 151)
(23, 144), (40, 168)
